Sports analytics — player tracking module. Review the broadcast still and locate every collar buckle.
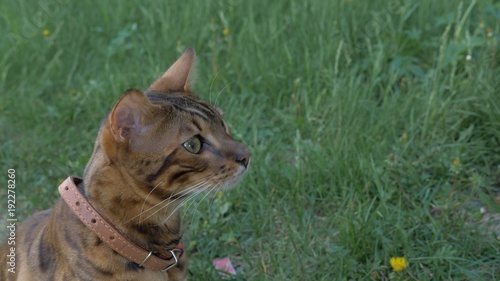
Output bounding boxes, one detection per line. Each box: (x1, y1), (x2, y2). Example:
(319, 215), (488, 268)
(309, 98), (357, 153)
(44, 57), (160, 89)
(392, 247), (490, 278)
(161, 249), (183, 272)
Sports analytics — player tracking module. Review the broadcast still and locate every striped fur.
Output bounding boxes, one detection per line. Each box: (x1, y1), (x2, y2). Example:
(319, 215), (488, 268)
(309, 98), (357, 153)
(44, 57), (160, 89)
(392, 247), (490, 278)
(0, 49), (250, 281)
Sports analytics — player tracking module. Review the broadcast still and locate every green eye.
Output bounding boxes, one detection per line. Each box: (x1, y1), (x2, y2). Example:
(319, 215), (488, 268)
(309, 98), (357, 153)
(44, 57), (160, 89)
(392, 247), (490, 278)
(183, 136), (202, 154)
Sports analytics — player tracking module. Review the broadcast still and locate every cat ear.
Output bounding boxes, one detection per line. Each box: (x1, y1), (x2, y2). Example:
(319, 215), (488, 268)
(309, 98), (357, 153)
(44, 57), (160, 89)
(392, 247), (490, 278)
(110, 89), (151, 143)
(149, 48), (196, 93)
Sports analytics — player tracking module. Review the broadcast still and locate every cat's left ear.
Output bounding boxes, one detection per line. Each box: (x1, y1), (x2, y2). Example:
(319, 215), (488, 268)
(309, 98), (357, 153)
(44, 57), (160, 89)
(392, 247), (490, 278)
(109, 89), (152, 143)
(149, 48), (196, 93)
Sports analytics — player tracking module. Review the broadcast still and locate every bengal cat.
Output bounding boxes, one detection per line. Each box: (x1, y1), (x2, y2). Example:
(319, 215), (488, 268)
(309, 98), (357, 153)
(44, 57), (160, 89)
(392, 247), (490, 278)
(0, 48), (250, 281)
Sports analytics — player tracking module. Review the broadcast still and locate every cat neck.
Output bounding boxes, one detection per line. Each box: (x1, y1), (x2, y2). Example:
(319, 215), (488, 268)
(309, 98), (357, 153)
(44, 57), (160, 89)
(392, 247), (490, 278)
(82, 146), (183, 253)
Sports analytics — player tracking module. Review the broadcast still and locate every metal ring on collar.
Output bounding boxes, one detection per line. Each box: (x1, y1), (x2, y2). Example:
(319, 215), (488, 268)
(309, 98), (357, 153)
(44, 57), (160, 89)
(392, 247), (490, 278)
(138, 251), (153, 267)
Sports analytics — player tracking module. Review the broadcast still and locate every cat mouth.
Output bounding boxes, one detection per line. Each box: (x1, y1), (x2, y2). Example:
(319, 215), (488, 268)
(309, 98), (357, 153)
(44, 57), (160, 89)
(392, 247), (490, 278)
(220, 167), (248, 190)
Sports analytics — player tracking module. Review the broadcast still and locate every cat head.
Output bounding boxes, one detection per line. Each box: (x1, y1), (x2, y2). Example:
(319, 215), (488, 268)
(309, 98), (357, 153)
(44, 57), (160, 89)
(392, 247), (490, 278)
(100, 48), (250, 203)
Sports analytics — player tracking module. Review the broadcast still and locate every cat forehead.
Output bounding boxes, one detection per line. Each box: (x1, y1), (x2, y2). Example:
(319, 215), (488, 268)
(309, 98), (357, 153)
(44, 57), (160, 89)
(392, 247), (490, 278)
(146, 91), (223, 121)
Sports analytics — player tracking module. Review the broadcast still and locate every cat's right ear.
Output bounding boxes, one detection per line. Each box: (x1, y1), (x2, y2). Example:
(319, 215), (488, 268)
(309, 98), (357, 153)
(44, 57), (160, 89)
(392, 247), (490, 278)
(109, 89), (151, 143)
(149, 48), (196, 93)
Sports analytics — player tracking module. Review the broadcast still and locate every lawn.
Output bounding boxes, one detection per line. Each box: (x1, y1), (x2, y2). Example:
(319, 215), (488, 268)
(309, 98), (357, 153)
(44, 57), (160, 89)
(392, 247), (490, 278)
(1, 0), (500, 280)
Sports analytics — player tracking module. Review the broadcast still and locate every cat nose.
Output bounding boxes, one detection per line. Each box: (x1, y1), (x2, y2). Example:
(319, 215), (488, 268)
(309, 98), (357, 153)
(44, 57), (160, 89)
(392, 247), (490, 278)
(235, 146), (250, 168)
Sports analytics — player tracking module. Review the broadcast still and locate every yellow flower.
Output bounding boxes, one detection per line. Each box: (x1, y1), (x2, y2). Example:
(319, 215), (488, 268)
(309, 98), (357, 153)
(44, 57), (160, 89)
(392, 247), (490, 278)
(453, 158), (460, 167)
(390, 257), (408, 272)
(42, 29), (50, 36)
(401, 131), (408, 141)
(222, 28), (229, 36)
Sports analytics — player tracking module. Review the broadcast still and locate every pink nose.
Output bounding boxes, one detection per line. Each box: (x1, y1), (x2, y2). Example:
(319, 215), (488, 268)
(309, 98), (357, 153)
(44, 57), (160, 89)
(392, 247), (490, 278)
(235, 148), (250, 168)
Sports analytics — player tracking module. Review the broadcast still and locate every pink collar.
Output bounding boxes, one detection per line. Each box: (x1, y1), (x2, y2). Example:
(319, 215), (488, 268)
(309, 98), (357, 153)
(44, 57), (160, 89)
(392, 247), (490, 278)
(58, 176), (183, 271)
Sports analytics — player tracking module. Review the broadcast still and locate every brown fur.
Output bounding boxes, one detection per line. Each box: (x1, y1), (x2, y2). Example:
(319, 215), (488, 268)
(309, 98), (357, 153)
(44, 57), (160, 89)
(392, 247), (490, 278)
(0, 48), (250, 281)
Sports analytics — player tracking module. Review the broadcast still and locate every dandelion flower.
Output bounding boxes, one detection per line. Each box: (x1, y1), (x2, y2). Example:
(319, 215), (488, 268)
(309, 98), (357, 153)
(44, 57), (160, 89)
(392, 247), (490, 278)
(401, 131), (408, 140)
(42, 29), (50, 36)
(390, 257), (408, 272)
(222, 28), (229, 36)
(453, 158), (460, 167)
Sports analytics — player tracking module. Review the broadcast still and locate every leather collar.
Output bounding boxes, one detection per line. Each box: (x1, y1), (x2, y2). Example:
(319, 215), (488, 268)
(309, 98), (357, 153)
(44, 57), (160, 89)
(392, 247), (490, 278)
(58, 176), (183, 271)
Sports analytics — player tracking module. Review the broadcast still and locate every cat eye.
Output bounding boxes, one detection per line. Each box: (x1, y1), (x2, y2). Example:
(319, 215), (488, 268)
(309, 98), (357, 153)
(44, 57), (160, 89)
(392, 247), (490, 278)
(183, 136), (202, 154)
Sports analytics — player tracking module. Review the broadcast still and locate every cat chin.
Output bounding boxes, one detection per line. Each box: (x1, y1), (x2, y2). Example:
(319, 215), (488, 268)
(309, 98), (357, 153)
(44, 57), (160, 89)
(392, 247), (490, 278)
(217, 181), (240, 192)
(219, 168), (248, 191)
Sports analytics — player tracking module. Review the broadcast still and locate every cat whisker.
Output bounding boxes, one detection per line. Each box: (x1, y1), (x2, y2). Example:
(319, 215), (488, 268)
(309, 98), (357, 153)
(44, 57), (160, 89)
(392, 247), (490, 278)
(133, 185), (201, 224)
(127, 183), (202, 224)
(166, 182), (216, 221)
(208, 70), (222, 104)
(138, 180), (163, 222)
(184, 183), (221, 228)
(157, 184), (211, 226)
(213, 81), (235, 108)
(132, 179), (212, 224)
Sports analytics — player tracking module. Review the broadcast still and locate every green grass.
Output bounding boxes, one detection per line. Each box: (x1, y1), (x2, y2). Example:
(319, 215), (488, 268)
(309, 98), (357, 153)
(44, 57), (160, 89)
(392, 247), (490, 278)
(1, 0), (500, 280)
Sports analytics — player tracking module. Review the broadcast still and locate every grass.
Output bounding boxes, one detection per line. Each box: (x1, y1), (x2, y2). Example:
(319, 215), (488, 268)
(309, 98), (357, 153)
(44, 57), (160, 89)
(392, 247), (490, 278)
(1, 0), (500, 280)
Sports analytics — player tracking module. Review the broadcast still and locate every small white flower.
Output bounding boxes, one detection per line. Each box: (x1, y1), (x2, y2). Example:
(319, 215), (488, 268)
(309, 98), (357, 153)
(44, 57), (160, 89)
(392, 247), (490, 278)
(466, 54), (472, 61)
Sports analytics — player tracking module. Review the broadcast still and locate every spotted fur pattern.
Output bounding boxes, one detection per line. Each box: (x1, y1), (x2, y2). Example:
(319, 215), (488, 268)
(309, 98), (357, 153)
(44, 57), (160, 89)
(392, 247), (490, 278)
(0, 48), (250, 281)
